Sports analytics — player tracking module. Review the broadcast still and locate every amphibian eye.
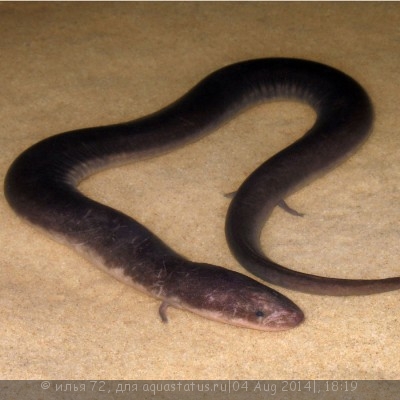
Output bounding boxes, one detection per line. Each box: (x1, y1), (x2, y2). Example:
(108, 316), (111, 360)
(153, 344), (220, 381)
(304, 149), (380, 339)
(255, 310), (265, 318)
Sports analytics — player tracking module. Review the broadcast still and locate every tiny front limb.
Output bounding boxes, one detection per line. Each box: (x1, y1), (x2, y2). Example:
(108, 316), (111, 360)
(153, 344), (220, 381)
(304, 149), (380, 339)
(159, 301), (170, 323)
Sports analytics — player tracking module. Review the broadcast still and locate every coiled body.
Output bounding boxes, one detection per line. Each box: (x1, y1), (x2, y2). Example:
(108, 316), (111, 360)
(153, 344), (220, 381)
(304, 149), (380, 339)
(4, 58), (399, 331)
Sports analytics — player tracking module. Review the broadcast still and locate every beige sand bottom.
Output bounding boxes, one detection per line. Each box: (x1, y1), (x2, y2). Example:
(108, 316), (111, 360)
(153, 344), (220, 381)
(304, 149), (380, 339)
(0, 2), (399, 379)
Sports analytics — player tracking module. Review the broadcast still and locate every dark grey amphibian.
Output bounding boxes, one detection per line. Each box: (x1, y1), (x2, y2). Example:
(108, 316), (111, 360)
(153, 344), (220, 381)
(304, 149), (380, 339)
(4, 58), (398, 331)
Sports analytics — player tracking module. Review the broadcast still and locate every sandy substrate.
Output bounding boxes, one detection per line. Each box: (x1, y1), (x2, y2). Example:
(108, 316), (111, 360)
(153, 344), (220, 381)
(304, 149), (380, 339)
(0, 2), (399, 379)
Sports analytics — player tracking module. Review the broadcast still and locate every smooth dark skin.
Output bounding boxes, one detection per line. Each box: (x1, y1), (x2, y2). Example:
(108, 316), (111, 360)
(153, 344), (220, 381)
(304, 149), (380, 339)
(4, 58), (399, 331)
(225, 60), (400, 295)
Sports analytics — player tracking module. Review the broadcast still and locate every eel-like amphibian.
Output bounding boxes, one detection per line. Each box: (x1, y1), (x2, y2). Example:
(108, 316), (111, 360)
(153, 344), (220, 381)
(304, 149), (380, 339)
(5, 58), (398, 330)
